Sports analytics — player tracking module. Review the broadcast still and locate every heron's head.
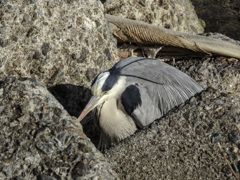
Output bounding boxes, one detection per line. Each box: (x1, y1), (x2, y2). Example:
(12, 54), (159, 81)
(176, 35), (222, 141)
(78, 71), (126, 122)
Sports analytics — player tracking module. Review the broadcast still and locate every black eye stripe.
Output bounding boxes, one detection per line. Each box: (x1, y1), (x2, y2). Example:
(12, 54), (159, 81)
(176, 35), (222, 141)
(91, 71), (109, 87)
(101, 72), (119, 92)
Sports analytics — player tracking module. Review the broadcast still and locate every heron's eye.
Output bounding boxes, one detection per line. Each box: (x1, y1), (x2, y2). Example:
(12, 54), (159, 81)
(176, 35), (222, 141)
(103, 91), (108, 95)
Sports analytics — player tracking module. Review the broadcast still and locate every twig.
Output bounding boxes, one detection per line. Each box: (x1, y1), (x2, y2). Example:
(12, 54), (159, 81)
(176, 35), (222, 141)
(218, 142), (239, 180)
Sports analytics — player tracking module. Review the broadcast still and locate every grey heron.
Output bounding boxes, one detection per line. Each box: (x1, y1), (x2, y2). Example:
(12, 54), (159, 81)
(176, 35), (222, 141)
(78, 57), (203, 148)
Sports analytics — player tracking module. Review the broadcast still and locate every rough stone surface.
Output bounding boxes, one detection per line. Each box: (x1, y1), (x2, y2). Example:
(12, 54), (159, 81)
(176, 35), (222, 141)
(0, 77), (118, 179)
(104, 0), (204, 34)
(0, 0), (117, 87)
(104, 58), (240, 179)
(192, 0), (240, 40)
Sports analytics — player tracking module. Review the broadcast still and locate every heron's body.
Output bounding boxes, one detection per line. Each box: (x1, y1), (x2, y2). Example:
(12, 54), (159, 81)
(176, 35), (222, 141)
(78, 57), (203, 148)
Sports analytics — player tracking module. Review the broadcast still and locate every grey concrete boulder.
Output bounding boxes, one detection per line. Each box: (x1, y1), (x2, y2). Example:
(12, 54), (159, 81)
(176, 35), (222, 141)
(104, 0), (204, 34)
(0, 77), (117, 179)
(0, 0), (117, 88)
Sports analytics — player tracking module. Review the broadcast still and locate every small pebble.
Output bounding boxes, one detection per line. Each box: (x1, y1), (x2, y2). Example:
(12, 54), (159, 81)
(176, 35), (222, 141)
(6, 142), (13, 148)
(78, 47), (87, 62)
(85, 68), (98, 81)
(43, 22), (48, 26)
(7, 5), (14, 10)
(72, 160), (90, 177)
(237, 161), (240, 171)
(0, 38), (6, 47)
(53, 27), (60, 35)
(158, 146), (166, 152)
(234, 117), (239, 123)
(211, 133), (222, 143)
(35, 140), (53, 154)
(30, 0), (38, 4)
(37, 175), (57, 180)
(217, 100), (224, 105)
(104, 48), (112, 60)
(231, 163), (239, 174)
(72, 53), (77, 59)
(33, 51), (41, 60)
(41, 43), (51, 56)
(204, 105), (211, 110)
(12, 36), (18, 42)
(22, 14), (30, 24)
(193, 121), (201, 128)
(0, 27), (8, 34)
(32, 168), (39, 175)
(229, 130), (240, 143)
(195, 129), (204, 136)
(61, 119), (69, 126)
(233, 146), (238, 153)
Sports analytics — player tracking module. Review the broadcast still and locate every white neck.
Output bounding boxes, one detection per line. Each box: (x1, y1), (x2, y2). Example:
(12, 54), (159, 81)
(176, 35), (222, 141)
(99, 98), (137, 141)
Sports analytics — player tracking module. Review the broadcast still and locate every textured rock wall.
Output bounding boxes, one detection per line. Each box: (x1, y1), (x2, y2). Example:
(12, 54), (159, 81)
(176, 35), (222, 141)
(104, 0), (204, 34)
(0, 0), (117, 87)
(0, 78), (117, 179)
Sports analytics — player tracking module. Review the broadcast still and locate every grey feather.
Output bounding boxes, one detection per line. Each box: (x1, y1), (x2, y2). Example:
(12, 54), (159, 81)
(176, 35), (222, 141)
(112, 57), (203, 128)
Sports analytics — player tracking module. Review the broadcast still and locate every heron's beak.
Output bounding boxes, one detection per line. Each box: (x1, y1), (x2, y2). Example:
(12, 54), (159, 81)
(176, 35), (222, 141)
(78, 96), (99, 122)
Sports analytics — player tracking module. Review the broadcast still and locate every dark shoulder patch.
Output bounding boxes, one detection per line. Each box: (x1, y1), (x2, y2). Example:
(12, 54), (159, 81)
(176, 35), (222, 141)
(101, 72), (119, 92)
(121, 84), (142, 115)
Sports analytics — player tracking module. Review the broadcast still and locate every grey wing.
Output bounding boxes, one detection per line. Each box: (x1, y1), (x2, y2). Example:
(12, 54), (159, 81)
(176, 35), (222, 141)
(119, 57), (203, 128)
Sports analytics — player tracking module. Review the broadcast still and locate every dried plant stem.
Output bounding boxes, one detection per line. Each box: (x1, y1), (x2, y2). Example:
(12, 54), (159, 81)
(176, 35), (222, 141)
(218, 142), (239, 180)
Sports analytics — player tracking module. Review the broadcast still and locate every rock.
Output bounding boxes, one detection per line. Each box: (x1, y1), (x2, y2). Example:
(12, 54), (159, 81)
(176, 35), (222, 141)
(41, 43), (51, 56)
(0, 0), (5, 4)
(0, 0), (117, 87)
(0, 37), (6, 47)
(158, 147), (167, 152)
(22, 14), (30, 25)
(237, 161), (240, 172)
(35, 140), (54, 155)
(104, 0), (204, 34)
(37, 175), (57, 180)
(33, 51), (41, 60)
(231, 164), (239, 174)
(0, 27), (8, 34)
(0, 77), (117, 179)
(211, 133), (222, 143)
(30, 0), (38, 4)
(24, 154), (41, 164)
(229, 130), (240, 143)
(72, 160), (91, 177)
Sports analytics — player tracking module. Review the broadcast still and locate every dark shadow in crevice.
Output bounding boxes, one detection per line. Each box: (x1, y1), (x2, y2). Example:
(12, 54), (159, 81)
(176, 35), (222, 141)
(48, 84), (100, 147)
